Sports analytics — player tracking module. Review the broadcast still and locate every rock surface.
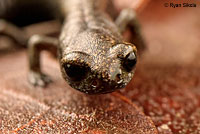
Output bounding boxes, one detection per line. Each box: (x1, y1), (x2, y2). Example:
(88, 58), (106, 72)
(0, 0), (200, 133)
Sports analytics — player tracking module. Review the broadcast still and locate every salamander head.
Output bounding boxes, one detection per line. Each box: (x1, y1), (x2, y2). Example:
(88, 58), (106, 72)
(60, 43), (137, 94)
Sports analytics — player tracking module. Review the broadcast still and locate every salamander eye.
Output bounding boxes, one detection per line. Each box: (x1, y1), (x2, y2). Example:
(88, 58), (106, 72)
(63, 63), (89, 81)
(123, 52), (137, 72)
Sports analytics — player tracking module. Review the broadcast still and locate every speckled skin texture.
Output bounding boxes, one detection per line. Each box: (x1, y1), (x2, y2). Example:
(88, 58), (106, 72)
(0, 0), (200, 133)
(59, 0), (137, 94)
(0, 0), (138, 94)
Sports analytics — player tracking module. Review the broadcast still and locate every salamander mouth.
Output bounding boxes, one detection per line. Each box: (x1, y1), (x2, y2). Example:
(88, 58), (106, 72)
(67, 76), (126, 94)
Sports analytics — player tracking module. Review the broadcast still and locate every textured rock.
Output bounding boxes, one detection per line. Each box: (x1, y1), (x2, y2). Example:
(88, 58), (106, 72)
(0, 0), (200, 133)
(0, 51), (157, 134)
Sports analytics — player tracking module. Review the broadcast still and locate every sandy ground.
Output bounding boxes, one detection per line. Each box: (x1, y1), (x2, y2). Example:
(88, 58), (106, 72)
(0, 0), (200, 133)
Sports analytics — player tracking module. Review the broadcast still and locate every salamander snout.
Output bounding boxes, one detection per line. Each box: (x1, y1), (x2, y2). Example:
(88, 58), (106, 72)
(60, 44), (137, 94)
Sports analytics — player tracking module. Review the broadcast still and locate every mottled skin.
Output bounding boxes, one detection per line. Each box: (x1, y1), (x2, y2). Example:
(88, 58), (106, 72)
(0, 0), (144, 94)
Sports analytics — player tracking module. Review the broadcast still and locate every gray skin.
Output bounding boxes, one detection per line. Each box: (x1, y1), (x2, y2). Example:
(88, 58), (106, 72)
(0, 0), (145, 94)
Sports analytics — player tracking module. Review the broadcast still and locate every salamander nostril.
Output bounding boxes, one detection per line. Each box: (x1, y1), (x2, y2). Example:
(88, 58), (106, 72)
(116, 73), (123, 84)
(63, 63), (89, 81)
(91, 80), (99, 88)
(116, 73), (121, 81)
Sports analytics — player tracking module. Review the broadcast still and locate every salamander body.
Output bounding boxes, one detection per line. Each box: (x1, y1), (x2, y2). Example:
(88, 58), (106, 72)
(0, 0), (140, 94)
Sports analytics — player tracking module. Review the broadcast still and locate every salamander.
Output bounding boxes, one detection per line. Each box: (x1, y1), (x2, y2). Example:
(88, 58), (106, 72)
(0, 0), (145, 94)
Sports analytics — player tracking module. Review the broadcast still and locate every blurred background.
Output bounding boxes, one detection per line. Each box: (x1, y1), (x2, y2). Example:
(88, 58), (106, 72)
(0, 0), (200, 133)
